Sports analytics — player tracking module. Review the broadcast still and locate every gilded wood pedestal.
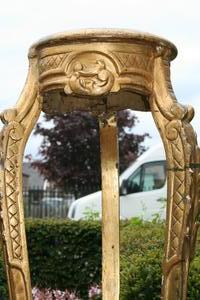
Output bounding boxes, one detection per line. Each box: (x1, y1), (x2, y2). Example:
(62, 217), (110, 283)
(0, 29), (199, 300)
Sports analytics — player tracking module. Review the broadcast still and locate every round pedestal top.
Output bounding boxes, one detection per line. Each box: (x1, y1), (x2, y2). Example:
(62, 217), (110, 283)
(29, 28), (177, 60)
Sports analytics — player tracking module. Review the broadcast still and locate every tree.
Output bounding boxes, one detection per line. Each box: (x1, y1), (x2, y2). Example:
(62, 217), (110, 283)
(32, 111), (149, 193)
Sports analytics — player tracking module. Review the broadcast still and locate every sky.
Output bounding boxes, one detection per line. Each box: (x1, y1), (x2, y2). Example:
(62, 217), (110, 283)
(0, 0), (200, 158)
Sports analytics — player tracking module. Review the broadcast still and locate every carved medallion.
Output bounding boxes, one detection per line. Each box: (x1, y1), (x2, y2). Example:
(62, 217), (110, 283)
(64, 52), (117, 96)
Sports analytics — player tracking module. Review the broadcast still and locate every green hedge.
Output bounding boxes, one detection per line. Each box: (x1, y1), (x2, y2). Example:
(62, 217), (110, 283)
(0, 251), (7, 299)
(120, 220), (200, 299)
(120, 220), (164, 299)
(27, 219), (102, 299)
(0, 219), (200, 299)
(120, 220), (200, 300)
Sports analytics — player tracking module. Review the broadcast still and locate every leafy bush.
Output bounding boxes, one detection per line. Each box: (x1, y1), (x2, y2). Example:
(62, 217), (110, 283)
(120, 220), (200, 300)
(0, 219), (200, 299)
(188, 256), (200, 299)
(0, 251), (7, 299)
(120, 219), (164, 256)
(120, 220), (164, 299)
(26, 219), (102, 299)
(120, 250), (162, 300)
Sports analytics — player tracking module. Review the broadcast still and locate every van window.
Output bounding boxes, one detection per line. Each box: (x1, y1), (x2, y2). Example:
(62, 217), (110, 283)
(126, 166), (142, 194)
(126, 161), (166, 194)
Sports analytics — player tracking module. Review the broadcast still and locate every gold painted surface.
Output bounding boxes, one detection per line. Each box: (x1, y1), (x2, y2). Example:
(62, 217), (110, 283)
(99, 113), (120, 300)
(150, 55), (200, 300)
(0, 29), (199, 300)
(0, 57), (41, 300)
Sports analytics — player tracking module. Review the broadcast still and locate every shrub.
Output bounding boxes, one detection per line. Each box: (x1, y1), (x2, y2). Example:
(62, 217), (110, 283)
(120, 220), (200, 300)
(120, 250), (162, 300)
(120, 219), (164, 256)
(120, 220), (164, 299)
(0, 219), (200, 299)
(26, 219), (102, 299)
(0, 251), (7, 299)
(188, 255), (200, 299)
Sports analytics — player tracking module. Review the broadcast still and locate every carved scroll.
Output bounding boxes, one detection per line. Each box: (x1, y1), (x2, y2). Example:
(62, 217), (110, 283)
(150, 53), (199, 300)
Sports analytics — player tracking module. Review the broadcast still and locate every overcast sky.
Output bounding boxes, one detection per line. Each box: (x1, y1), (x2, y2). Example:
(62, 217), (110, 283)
(1, 0), (200, 158)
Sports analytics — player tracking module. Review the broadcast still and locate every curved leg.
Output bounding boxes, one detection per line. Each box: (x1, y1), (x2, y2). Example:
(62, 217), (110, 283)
(0, 57), (41, 299)
(150, 54), (200, 299)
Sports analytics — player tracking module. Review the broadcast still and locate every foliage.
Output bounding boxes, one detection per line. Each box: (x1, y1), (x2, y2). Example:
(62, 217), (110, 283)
(120, 221), (200, 300)
(188, 255), (200, 299)
(120, 221), (164, 299)
(0, 219), (200, 299)
(120, 220), (164, 257)
(0, 251), (7, 299)
(120, 250), (162, 299)
(83, 208), (100, 221)
(32, 111), (149, 191)
(26, 219), (102, 299)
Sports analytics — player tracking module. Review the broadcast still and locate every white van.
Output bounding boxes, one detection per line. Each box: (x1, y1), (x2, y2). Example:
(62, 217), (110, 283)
(68, 144), (167, 220)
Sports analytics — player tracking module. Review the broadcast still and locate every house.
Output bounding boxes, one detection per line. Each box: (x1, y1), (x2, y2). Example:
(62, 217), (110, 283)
(22, 162), (45, 189)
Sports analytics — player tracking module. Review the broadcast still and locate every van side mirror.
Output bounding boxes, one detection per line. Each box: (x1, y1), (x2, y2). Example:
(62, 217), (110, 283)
(120, 179), (128, 196)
